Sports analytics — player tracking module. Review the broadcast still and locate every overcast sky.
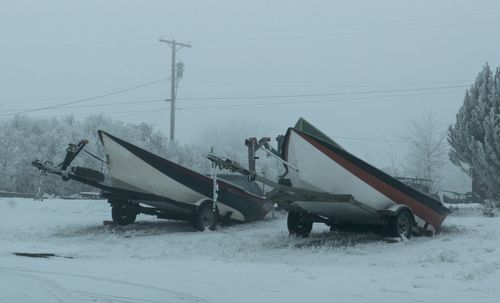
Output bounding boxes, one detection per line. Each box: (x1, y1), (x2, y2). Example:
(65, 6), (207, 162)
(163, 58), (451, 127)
(1, 0), (499, 182)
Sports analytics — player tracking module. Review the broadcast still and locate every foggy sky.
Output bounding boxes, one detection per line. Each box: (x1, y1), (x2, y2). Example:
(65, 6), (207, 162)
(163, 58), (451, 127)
(1, 0), (500, 187)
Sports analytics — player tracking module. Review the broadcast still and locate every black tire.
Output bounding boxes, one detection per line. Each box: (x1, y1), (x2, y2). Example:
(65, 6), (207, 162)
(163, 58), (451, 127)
(111, 203), (137, 226)
(193, 201), (218, 231)
(287, 211), (313, 237)
(388, 208), (413, 238)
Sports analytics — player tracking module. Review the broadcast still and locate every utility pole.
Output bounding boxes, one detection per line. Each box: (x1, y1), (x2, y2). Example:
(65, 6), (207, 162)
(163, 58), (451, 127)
(158, 38), (191, 141)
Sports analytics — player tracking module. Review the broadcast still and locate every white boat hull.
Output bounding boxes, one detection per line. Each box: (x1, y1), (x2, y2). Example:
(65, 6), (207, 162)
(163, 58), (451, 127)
(102, 133), (206, 205)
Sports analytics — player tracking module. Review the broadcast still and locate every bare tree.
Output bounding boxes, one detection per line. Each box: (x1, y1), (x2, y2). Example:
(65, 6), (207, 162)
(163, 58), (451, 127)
(381, 145), (404, 177)
(403, 111), (448, 193)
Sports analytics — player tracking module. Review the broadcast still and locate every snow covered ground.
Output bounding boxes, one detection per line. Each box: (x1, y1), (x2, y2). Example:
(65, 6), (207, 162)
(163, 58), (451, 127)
(1, 198), (499, 303)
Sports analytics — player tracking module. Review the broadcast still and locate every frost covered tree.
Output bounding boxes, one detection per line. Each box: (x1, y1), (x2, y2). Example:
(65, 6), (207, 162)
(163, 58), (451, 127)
(0, 115), (246, 196)
(403, 111), (448, 193)
(448, 63), (500, 203)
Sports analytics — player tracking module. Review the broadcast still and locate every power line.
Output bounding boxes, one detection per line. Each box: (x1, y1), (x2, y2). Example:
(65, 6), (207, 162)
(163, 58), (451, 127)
(0, 103), (411, 144)
(116, 108), (169, 119)
(2, 81), (468, 110)
(178, 89), (464, 110)
(0, 78), (169, 118)
(176, 84), (467, 102)
(1, 83), (168, 107)
(0, 98), (167, 114)
(107, 107), (168, 116)
(184, 77), (472, 90)
(0, 82), (468, 117)
(0, 108), (169, 121)
(45, 88), (458, 117)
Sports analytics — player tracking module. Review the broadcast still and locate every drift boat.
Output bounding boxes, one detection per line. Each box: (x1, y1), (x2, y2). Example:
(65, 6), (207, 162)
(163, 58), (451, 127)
(281, 118), (451, 236)
(33, 131), (272, 230)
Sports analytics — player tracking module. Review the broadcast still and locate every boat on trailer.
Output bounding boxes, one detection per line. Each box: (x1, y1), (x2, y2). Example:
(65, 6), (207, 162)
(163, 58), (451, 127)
(32, 131), (273, 231)
(208, 118), (451, 238)
(283, 118), (451, 236)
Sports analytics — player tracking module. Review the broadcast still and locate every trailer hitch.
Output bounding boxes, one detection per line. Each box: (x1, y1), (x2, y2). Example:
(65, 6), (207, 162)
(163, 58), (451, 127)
(32, 139), (89, 180)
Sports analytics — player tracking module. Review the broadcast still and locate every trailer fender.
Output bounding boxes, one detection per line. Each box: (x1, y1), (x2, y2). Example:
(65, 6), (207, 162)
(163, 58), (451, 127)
(378, 204), (414, 221)
(194, 198), (245, 222)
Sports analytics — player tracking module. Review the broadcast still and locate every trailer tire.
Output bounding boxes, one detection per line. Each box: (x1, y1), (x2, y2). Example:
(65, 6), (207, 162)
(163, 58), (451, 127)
(287, 211), (313, 237)
(111, 203), (137, 226)
(193, 201), (218, 231)
(388, 208), (413, 238)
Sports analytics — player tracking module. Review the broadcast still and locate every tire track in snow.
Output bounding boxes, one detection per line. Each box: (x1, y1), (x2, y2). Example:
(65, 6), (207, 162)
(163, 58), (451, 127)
(0, 266), (211, 303)
(0, 270), (80, 303)
(74, 290), (174, 303)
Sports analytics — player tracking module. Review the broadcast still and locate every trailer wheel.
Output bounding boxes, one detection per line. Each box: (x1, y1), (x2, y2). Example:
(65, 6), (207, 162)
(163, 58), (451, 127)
(193, 201), (218, 231)
(111, 203), (137, 226)
(388, 208), (413, 238)
(287, 211), (313, 237)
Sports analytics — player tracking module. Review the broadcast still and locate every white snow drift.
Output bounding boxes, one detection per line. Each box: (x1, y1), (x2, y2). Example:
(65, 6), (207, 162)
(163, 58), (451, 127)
(0, 198), (499, 303)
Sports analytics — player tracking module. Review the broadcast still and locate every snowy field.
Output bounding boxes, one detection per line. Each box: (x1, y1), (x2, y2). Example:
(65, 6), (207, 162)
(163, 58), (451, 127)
(1, 198), (499, 303)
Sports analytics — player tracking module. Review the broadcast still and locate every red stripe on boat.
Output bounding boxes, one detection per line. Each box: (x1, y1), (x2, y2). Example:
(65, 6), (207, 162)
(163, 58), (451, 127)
(296, 131), (446, 229)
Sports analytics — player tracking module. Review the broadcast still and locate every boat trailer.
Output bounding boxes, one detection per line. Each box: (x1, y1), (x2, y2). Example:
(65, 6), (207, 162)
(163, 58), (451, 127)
(32, 132), (272, 231)
(207, 136), (416, 237)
